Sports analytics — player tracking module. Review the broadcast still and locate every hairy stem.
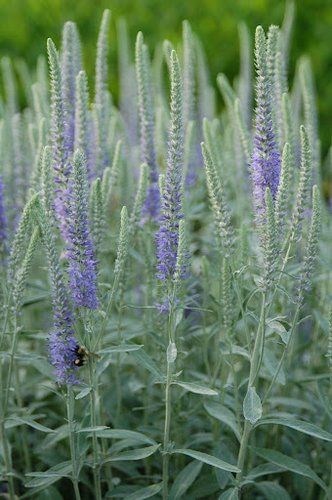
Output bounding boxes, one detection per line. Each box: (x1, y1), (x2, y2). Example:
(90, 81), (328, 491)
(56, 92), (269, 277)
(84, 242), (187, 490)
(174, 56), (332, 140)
(162, 309), (176, 500)
(263, 305), (300, 404)
(66, 386), (81, 500)
(89, 361), (102, 500)
(0, 420), (15, 500)
(236, 292), (266, 488)
(162, 354), (173, 500)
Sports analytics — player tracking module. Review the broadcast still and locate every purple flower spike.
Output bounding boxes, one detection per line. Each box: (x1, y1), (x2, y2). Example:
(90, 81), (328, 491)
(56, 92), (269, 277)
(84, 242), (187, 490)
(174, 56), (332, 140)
(40, 208), (78, 384)
(135, 32), (160, 219)
(67, 150), (98, 309)
(47, 38), (72, 240)
(49, 301), (78, 384)
(156, 50), (184, 285)
(61, 21), (83, 158)
(251, 26), (281, 219)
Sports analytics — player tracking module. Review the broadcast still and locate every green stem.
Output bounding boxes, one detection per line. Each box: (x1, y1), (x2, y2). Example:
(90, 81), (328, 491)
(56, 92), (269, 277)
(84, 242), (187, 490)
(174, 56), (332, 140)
(263, 305), (300, 404)
(66, 386), (81, 500)
(88, 361), (102, 500)
(115, 293), (124, 426)
(236, 420), (252, 484)
(0, 290), (12, 351)
(0, 311), (20, 500)
(0, 420), (15, 500)
(162, 354), (173, 500)
(230, 260), (251, 352)
(236, 292), (266, 490)
(263, 233), (294, 322)
(227, 337), (241, 429)
(162, 307), (176, 500)
(249, 293), (266, 387)
(142, 237), (154, 477)
(14, 365), (31, 471)
(3, 314), (21, 416)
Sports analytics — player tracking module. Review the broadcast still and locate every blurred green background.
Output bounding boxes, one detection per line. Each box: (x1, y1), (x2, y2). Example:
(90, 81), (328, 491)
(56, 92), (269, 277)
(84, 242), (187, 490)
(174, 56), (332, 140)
(0, 0), (331, 157)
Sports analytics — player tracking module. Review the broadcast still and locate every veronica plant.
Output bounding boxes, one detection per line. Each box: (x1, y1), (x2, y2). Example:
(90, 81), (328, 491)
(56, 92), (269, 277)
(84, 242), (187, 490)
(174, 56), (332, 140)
(135, 31), (160, 219)
(0, 5), (332, 500)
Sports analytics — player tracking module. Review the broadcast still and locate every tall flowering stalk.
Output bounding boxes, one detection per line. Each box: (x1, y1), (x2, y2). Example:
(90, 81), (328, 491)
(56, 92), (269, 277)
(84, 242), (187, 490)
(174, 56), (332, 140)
(155, 49), (186, 500)
(135, 32), (160, 219)
(202, 142), (234, 257)
(41, 148), (82, 499)
(66, 150), (99, 499)
(75, 70), (93, 180)
(182, 20), (196, 129)
(41, 209), (78, 384)
(117, 19), (138, 145)
(40, 147), (78, 384)
(67, 150), (98, 310)
(61, 21), (82, 155)
(94, 9), (111, 174)
(47, 38), (71, 238)
(300, 57), (320, 185)
(236, 29), (283, 489)
(251, 26), (281, 220)
(296, 184), (321, 304)
(156, 50), (185, 294)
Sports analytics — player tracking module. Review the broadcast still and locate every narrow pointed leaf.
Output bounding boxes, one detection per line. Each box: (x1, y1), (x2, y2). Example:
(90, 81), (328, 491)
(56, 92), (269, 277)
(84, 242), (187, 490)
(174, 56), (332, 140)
(104, 444), (160, 463)
(254, 447), (328, 492)
(174, 449), (240, 473)
(174, 381), (218, 396)
(256, 417), (332, 441)
(125, 483), (163, 500)
(169, 460), (203, 499)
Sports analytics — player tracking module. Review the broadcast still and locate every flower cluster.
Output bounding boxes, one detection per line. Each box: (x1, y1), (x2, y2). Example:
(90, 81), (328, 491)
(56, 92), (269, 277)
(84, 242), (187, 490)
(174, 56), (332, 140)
(251, 26), (281, 219)
(135, 32), (160, 219)
(49, 303), (78, 384)
(67, 150), (98, 310)
(47, 37), (72, 239)
(38, 199), (78, 384)
(156, 50), (184, 284)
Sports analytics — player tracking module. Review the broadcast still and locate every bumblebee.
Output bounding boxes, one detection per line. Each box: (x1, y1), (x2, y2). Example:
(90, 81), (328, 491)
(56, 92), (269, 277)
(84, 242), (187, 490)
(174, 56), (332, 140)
(73, 345), (89, 367)
(72, 345), (100, 367)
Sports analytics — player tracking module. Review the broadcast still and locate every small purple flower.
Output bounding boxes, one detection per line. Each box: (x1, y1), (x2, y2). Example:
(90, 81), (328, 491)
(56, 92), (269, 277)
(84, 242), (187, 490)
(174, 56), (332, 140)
(251, 27), (281, 219)
(67, 150), (98, 309)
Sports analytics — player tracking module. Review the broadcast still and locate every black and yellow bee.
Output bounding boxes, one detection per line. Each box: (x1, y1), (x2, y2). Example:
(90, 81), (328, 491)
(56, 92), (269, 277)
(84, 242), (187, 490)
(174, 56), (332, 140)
(72, 345), (100, 367)
(73, 345), (89, 367)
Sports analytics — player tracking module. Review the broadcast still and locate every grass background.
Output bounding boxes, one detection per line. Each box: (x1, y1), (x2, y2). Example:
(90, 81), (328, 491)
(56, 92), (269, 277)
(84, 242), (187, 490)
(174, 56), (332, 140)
(0, 0), (331, 156)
